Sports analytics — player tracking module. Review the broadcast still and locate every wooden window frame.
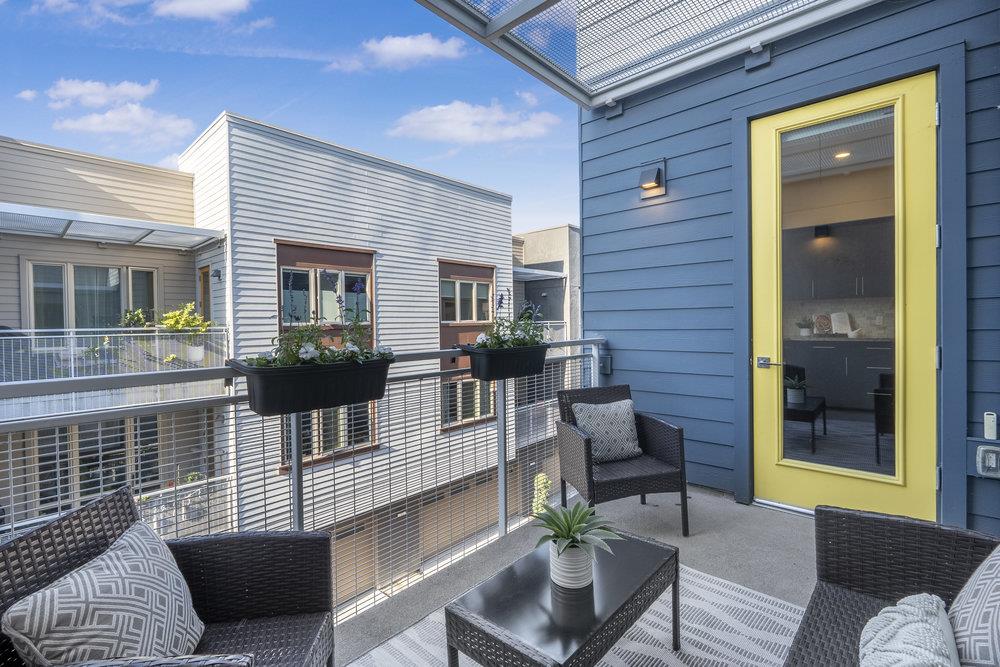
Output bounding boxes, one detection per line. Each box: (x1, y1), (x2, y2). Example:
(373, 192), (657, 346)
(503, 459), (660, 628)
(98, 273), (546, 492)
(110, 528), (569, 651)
(21, 416), (163, 522)
(440, 377), (495, 430)
(439, 279), (492, 324)
(279, 404), (378, 470)
(197, 265), (211, 320)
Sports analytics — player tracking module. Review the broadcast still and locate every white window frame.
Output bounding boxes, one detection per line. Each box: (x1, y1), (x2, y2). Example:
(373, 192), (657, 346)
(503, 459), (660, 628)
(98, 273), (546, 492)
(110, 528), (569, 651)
(441, 378), (495, 427)
(21, 258), (161, 329)
(279, 266), (372, 327)
(21, 416), (163, 521)
(439, 279), (492, 324)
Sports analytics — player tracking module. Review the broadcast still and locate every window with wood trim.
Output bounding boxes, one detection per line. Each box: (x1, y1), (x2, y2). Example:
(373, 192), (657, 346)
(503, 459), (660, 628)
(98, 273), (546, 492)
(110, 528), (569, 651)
(440, 378), (494, 427)
(439, 279), (491, 323)
(281, 404), (374, 465)
(276, 243), (373, 329)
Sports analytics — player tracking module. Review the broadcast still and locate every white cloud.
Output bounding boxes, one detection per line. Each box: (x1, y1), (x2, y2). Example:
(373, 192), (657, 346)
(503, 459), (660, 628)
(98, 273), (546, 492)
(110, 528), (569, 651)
(326, 33), (467, 72)
(388, 100), (560, 145)
(54, 103), (195, 147)
(15, 89), (39, 102)
(47, 78), (159, 109)
(155, 152), (181, 169)
(232, 16), (273, 34)
(515, 90), (539, 107)
(30, 0), (79, 13)
(151, 0), (249, 20)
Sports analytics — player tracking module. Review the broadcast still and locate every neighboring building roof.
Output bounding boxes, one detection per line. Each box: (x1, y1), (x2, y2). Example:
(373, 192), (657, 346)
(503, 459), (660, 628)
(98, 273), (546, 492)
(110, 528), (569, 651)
(0, 201), (222, 250)
(182, 111), (513, 203)
(513, 266), (565, 282)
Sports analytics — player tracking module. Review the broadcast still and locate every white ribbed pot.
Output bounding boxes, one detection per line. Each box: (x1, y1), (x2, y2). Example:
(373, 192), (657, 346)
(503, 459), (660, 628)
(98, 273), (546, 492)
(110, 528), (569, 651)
(549, 543), (593, 589)
(184, 344), (205, 363)
(787, 388), (806, 404)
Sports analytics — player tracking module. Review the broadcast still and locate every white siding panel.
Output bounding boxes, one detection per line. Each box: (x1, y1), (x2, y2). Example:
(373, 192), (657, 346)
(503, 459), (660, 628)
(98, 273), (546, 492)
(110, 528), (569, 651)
(0, 137), (193, 226)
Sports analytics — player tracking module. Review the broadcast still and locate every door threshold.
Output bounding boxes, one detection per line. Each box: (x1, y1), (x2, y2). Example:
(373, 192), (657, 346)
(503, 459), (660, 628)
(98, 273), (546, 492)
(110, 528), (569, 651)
(752, 498), (815, 517)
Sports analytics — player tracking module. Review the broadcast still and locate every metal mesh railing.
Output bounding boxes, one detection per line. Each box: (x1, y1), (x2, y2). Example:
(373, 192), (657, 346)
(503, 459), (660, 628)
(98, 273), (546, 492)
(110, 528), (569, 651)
(0, 339), (599, 649)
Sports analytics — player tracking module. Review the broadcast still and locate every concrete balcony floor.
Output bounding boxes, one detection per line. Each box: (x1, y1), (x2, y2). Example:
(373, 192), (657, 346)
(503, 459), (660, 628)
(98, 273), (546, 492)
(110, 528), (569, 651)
(336, 485), (816, 664)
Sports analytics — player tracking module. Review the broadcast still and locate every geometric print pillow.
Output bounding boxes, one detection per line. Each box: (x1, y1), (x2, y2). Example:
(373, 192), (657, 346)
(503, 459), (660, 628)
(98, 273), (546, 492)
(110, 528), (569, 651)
(2, 521), (204, 667)
(572, 398), (643, 463)
(949, 544), (1000, 666)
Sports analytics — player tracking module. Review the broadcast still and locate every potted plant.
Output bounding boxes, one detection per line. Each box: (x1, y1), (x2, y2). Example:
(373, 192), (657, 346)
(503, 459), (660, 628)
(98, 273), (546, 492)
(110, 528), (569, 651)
(533, 502), (622, 589)
(227, 288), (395, 416)
(785, 376), (808, 404)
(120, 308), (150, 329)
(459, 290), (550, 381)
(160, 303), (212, 363)
(795, 316), (814, 337)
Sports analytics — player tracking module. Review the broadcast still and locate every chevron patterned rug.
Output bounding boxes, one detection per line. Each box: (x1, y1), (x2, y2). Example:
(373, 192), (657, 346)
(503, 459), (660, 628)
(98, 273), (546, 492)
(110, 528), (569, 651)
(349, 565), (805, 666)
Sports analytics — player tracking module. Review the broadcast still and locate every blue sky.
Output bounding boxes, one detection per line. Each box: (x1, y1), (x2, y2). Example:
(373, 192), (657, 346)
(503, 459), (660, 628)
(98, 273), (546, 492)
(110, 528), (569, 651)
(0, 0), (580, 232)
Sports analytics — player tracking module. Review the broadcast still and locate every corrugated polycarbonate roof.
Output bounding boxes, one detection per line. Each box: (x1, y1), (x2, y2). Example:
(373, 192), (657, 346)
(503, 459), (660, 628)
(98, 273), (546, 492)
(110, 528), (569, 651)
(418, 0), (883, 107)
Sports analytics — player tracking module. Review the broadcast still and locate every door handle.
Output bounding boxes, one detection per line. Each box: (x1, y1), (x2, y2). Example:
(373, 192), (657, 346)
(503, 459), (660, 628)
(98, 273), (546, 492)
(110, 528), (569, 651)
(756, 356), (783, 368)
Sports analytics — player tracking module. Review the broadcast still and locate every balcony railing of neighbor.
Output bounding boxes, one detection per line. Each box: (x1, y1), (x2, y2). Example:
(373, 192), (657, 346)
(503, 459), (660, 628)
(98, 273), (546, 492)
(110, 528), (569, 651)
(0, 328), (229, 421)
(0, 337), (603, 639)
(0, 327), (229, 382)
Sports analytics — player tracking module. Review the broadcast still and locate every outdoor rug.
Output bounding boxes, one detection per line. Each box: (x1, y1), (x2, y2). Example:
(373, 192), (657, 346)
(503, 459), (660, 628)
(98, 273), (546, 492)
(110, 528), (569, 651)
(348, 565), (805, 666)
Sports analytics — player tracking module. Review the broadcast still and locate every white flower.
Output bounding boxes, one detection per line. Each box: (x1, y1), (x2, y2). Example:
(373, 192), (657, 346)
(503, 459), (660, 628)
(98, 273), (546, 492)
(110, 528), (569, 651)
(375, 344), (393, 355)
(298, 343), (320, 361)
(344, 343), (360, 353)
(260, 350), (274, 360)
(475, 333), (488, 345)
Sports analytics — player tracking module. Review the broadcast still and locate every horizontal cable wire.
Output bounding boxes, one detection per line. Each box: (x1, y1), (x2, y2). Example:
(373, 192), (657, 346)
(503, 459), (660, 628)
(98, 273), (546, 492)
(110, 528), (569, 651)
(0, 346), (596, 654)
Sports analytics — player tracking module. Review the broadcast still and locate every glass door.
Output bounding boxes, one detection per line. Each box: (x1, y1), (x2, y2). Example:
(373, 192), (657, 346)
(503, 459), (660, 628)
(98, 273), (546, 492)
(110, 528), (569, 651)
(751, 73), (938, 519)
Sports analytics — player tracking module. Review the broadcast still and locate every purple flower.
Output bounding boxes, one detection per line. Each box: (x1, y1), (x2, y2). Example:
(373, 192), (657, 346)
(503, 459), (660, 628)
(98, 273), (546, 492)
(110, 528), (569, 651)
(496, 292), (505, 310)
(352, 280), (364, 294)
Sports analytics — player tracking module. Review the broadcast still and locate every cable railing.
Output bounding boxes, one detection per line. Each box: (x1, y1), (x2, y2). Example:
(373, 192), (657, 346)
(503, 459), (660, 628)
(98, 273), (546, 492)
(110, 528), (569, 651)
(0, 337), (604, 635)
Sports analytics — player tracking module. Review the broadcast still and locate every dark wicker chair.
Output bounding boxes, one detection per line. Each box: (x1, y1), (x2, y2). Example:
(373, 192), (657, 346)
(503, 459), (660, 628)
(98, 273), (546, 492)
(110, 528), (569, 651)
(556, 385), (689, 536)
(0, 488), (335, 667)
(785, 505), (1000, 666)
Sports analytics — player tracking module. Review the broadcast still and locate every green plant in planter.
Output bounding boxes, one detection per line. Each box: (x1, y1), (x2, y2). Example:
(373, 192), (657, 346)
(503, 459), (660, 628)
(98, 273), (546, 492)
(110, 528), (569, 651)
(121, 308), (150, 328)
(242, 285), (394, 367)
(795, 317), (814, 330)
(533, 502), (623, 558)
(472, 289), (546, 349)
(160, 303), (212, 345)
(784, 376), (809, 390)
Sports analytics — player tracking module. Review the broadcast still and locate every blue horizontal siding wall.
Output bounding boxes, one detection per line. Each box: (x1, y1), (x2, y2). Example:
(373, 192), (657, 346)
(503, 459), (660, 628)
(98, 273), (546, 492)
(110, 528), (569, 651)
(579, 0), (1000, 533)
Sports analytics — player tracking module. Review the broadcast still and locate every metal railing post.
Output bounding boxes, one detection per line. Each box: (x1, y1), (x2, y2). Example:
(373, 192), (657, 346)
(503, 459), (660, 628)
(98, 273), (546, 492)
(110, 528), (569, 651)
(496, 378), (508, 537)
(289, 411), (305, 531)
(589, 341), (601, 388)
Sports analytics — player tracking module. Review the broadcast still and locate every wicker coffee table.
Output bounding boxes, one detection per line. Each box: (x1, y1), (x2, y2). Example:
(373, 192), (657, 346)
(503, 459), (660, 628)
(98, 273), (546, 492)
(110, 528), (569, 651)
(445, 532), (679, 667)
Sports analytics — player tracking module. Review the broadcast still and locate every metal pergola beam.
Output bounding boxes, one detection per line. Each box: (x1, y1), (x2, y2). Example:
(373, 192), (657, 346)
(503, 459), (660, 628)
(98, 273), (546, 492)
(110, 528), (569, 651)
(414, 0), (593, 107)
(484, 0), (561, 39)
(415, 0), (889, 110)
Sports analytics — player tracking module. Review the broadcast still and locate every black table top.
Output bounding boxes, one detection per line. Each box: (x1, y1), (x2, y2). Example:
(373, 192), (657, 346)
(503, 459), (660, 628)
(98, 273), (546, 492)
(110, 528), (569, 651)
(448, 534), (677, 664)
(785, 396), (826, 414)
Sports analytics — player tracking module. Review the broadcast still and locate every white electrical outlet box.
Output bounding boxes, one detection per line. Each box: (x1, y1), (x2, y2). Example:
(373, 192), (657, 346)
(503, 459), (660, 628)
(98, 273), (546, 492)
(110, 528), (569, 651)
(985, 411), (997, 440)
(977, 445), (1000, 479)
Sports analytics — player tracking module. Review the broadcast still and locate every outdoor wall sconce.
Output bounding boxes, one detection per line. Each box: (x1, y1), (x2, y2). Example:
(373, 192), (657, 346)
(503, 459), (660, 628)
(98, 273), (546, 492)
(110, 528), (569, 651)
(211, 268), (223, 281)
(814, 225), (831, 238)
(639, 160), (666, 199)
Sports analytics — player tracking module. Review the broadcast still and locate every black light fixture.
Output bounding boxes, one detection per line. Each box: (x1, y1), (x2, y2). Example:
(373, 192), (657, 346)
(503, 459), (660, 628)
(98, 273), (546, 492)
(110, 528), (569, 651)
(814, 225), (831, 238)
(639, 159), (666, 199)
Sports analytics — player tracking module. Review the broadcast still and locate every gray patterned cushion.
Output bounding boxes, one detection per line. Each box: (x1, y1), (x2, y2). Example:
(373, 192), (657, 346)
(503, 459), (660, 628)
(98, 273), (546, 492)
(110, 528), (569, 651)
(949, 545), (1000, 666)
(1, 521), (204, 667)
(859, 593), (959, 666)
(572, 399), (643, 463)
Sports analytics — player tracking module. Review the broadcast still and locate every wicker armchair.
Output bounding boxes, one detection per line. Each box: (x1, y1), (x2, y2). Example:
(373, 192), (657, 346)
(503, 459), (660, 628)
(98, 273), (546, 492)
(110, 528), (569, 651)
(0, 488), (334, 667)
(556, 385), (689, 536)
(785, 506), (1000, 666)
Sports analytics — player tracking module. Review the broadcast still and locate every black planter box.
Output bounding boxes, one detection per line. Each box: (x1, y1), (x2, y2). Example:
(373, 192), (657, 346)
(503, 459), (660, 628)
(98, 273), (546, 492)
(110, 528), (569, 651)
(458, 344), (551, 381)
(227, 358), (392, 416)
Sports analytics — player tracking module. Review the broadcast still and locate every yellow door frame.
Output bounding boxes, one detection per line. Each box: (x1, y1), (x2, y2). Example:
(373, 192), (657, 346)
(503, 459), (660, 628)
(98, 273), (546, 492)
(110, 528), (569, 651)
(751, 72), (938, 519)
